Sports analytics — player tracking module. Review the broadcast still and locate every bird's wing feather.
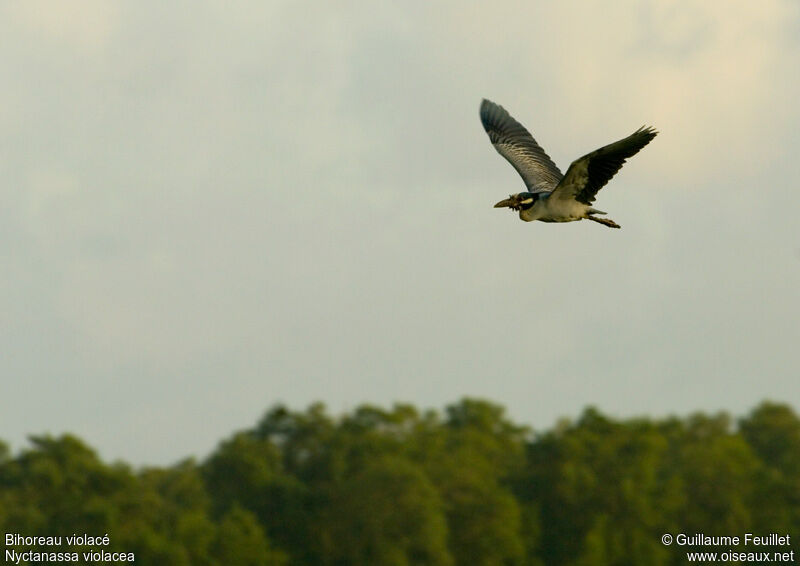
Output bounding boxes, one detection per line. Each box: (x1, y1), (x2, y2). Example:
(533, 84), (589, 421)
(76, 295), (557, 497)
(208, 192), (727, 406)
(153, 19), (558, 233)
(480, 99), (562, 193)
(551, 126), (658, 205)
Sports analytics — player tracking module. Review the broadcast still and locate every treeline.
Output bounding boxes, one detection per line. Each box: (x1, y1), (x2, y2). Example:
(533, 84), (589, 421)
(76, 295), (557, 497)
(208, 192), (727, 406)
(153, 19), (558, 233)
(1, 399), (799, 565)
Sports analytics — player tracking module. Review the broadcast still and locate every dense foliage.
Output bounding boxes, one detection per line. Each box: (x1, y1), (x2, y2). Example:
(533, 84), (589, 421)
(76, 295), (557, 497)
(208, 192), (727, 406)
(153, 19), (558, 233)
(2, 400), (798, 565)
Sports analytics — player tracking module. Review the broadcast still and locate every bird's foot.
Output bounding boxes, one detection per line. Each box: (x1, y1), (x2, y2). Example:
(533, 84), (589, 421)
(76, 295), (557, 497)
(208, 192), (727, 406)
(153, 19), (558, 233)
(586, 215), (621, 229)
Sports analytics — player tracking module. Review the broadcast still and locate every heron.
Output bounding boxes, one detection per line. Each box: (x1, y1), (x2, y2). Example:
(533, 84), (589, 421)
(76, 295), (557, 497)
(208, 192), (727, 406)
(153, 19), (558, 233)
(480, 99), (657, 228)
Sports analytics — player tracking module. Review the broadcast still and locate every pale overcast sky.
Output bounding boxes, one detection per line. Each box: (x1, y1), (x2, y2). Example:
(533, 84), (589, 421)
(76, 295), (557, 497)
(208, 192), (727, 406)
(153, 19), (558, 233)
(2, 1), (798, 465)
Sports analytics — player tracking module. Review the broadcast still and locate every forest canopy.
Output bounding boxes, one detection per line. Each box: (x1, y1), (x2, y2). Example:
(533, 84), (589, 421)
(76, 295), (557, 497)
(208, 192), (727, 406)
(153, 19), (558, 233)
(2, 399), (798, 565)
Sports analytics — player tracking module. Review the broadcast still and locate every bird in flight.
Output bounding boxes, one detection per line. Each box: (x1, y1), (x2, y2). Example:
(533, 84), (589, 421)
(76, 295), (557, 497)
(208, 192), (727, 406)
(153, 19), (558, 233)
(480, 99), (657, 228)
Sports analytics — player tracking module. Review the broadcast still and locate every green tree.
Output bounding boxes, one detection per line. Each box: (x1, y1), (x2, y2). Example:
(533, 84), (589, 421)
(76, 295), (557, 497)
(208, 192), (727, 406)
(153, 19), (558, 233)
(1, 400), (794, 566)
(672, 413), (758, 535)
(431, 399), (528, 565)
(320, 456), (452, 566)
(211, 505), (287, 565)
(739, 402), (800, 532)
(0, 435), (133, 534)
(523, 409), (676, 566)
(203, 430), (308, 562)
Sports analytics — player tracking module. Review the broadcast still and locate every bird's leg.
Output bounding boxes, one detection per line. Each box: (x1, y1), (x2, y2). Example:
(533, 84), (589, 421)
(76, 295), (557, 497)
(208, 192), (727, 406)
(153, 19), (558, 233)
(586, 215), (621, 229)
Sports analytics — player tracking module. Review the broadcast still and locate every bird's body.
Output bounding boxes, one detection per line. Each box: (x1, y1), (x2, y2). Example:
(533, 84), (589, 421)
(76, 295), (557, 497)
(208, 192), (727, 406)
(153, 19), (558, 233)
(480, 99), (657, 229)
(513, 192), (593, 223)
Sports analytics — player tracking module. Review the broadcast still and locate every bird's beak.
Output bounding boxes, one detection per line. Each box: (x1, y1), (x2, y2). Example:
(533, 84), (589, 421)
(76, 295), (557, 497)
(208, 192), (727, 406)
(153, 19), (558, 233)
(494, 195), (518, 209)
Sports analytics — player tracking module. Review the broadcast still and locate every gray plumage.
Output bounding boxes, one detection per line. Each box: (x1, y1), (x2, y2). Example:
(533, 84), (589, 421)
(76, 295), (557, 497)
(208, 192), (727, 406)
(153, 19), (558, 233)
(479, 99), (563, 193)
(480, 99), (657, 228)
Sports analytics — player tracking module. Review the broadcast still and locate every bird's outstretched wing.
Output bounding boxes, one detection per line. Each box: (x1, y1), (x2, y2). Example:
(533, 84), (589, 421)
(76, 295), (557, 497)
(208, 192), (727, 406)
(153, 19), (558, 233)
(480, 99), (563, 193)
(551, 126), (658, 205)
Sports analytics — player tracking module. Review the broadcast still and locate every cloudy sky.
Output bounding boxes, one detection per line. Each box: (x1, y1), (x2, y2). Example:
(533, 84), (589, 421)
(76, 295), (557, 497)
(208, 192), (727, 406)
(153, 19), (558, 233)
(2, 1), (798, 465)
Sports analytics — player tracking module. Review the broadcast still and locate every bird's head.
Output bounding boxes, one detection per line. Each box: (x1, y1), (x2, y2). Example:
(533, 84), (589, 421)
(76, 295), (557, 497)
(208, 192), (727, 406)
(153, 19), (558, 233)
(494, 192), (535, 212)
